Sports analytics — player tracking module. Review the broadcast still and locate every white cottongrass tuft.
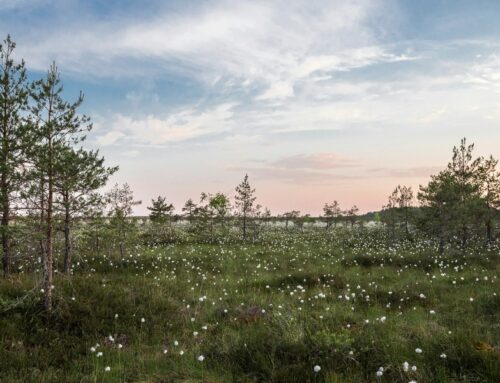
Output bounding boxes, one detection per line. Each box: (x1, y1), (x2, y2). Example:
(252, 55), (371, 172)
(376, 367), (384, 377)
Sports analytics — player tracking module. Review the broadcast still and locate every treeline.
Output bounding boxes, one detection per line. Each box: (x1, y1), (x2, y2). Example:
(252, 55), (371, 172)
(143, 174), (263, 243)
(140, 137), (499, 250)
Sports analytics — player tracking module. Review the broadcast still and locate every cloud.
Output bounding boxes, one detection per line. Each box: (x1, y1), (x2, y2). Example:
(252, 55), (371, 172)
(229, 155), (444, 185)
(95, 102), (237, 145)
(97, 131), (125, 146)
(270, 153), (358, 169)
(227, 165), (359, 185)
(463, 54), (500, 92)
(290, 47), (415, 79)
(10, 0), (391, 83)
(256, 81), (294, 101)
(6, 0), (443, 138)
(368, 166), (443, 178)
(120, 150), (141, 158)
(227, 152), (360, 184)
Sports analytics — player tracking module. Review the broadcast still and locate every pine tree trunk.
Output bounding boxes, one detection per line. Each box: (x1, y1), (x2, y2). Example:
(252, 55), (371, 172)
(1, 169), (10, 276)
(119, 223), (124, 258)
(405, 207), (409, 236)
(1, 83), (10, 277)
(439, 223), (445, 254)
(242, 213), (246, 240)
(438, 237), (445, 254)
(39, 177), (45, 263)
(63, 194), (71, 275)
(210, 218), (214, 240)
(461, 226), (467, 249)
(486, 219), (493, 245)
(95, 229), (100, 254)
(44, 138), (54, 313)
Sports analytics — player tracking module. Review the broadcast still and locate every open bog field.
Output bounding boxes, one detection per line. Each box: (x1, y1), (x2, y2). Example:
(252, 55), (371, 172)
(1, 230), (498, 383)
(2, 1), (500, 382)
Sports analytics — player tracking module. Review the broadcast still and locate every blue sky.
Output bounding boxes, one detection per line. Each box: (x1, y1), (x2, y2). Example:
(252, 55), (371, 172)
(2, 0), (500, 214)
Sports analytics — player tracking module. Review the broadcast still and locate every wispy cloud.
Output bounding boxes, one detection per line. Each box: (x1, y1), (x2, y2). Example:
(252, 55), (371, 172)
(227, 152), (360, 184)
(229, 155), (445, 185)
(368, 166), (444, 178)
(12, 1), (392, 82)
(227, 165), (360, 185)
(271, 153), (358, 170)
(464, 54), (500, 93)
(95, 102), (237, 146)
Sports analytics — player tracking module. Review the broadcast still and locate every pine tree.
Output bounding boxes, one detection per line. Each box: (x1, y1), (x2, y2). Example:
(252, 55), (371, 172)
(0, 35), (29, 277)
(182, 198), (197, 222)
(418, 170), (458, 253)
(447, 138), (483, 247)
(148, 196), (174, 224)
(209, 192), (231, 230)
(382, 185), (414, 237)
(83, 197), (107, 256)
(347, 205), (359, 228)
(323, 200), (341, 229)
(478, 155), (500, 244)
(28, 62), (90, 312)
(418, 138), (486, 251)
(55, 147), (117, 274)
(381, 189), (398, 236)
(106, 183), (141, 258)
(396, 185), (414, 236)
(234, 174), (256, 240)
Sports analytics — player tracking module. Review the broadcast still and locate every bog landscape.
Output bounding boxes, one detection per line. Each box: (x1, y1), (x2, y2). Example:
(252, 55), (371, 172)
(1, 2), (499, 383)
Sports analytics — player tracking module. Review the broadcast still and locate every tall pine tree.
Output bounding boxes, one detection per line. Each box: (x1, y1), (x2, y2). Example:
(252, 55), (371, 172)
(0, 35), (29, 277)
(28, 63), (90, 312)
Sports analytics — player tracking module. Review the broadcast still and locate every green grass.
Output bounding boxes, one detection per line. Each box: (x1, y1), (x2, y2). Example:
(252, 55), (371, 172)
(0, 230), (499, 382)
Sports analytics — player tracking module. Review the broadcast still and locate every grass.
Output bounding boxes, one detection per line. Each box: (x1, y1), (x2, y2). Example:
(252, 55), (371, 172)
(0, 229), (499, 382)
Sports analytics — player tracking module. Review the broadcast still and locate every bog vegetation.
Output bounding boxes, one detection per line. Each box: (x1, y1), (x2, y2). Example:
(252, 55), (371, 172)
(1, 36), (499, 383)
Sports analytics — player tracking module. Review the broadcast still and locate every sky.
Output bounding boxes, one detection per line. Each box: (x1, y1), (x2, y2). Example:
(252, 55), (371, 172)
(2, 0), (500, 215)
